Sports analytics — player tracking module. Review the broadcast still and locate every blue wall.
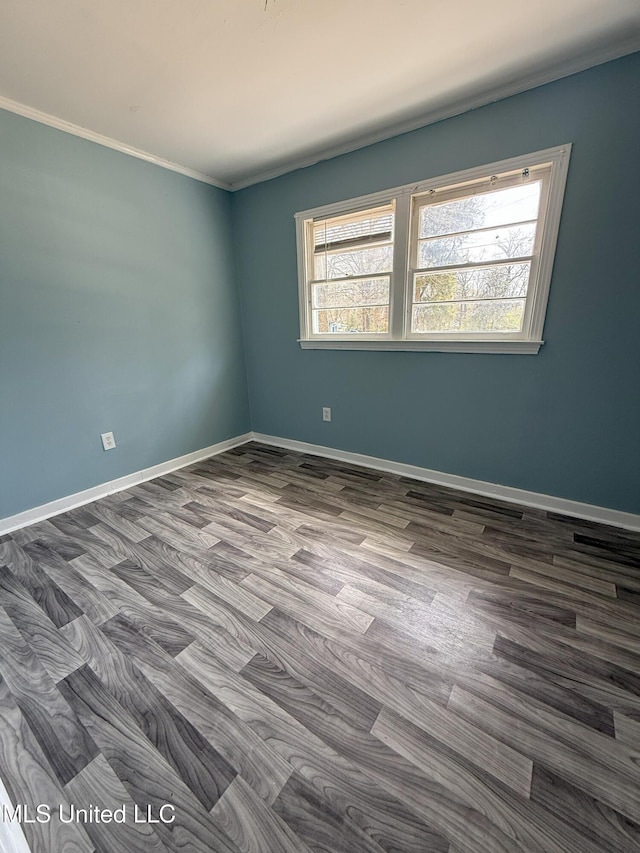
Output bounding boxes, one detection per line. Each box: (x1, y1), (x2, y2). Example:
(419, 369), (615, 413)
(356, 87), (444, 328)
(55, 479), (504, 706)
(0, 110), (250, 519)
(233, 52), (640, 514)
(2, 53), (638, 521)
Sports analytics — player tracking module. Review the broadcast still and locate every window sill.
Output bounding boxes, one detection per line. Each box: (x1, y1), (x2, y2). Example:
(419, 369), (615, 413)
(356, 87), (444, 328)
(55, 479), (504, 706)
(298, 339), (544, 354)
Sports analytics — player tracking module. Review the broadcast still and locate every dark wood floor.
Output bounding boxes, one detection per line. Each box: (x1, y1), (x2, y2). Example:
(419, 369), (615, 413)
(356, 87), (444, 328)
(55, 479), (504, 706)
(1, 442), (640, 852)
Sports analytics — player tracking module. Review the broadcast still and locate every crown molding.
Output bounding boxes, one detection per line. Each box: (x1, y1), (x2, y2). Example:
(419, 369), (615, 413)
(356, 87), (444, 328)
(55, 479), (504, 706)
(228, 38), (640, 190)
(1, 39), (638, 193)
(0, 95), (232, 190)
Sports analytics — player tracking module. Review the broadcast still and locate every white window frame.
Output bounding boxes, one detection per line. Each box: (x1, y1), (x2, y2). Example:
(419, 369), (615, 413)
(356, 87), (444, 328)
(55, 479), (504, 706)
(295, 144), (571, 354)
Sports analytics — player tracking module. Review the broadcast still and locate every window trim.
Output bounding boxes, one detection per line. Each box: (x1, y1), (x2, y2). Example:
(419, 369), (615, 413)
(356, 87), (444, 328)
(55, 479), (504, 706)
(295, 144), (571, 353)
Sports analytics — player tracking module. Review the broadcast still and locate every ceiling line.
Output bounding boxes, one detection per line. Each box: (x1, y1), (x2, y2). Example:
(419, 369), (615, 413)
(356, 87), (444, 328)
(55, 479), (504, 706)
(228, 37), (640, 190)
(1, 35), (638, 192)
(0, 94), (231, 190)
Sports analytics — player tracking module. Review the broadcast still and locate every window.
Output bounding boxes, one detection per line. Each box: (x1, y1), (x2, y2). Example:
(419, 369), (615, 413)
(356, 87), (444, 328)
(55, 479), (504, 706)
(296, 145), (571, 353)
(309, 203), (395, 336)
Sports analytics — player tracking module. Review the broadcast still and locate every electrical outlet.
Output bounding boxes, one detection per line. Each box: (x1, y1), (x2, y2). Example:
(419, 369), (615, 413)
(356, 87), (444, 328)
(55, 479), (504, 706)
(101, 431), (116, 451)
(322, 407), (332, 422)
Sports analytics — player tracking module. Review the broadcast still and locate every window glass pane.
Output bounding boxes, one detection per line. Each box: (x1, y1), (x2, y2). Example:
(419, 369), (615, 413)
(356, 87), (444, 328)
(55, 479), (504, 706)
(313, 306), (389, 334)
(414, 262), (530, 303)
(313, 278), (390, 309)
(418, 223), (536, 269)
(419, 182), (541, 239)
(314, 245), (393, 280)
(412, 299), (525, 333)
(314, 207), (393, 250)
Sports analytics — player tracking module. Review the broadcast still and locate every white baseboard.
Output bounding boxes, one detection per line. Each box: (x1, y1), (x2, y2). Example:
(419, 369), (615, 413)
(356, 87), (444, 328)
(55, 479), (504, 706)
(0, 433), (252, 536)
(252, 433), (640, 532)
(3, 430), (638, 535)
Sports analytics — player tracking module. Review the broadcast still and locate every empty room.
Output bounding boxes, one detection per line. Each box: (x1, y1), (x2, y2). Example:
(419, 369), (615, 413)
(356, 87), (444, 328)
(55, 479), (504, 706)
(1, 1), (640, 851)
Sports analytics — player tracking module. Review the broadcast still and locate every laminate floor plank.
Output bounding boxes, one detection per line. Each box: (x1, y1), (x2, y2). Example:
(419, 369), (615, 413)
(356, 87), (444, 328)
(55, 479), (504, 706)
(553, 553), (640, 591)
(100, 613), (293, 805)
(241, 656), (532, 844)
(573, 533), (640, 568)
(509, 565), (627, 608)
(448, 683), (640, 823)
(529, 763), (640, 852)
(239, 571), (374, 636)
(372, 707), (606, 853)
(267, 549), (346, 595)
(134, 530), (251, 585)
(64, 754), (169, 853)
(42, 519), (123, 569)
(134, 511), (222, 551)
(84, 500), (149, 543)
(202, 516), (307, 562)
(12, 539), (119, 626)
(0, 605), (99, 787)
(4, 519), (59, 546)
(181, 626), (382, 732)
(510, 557), (618, 597)
(310, 506), (419, 548)
(614, 710), (640, 745)
(177, 635), (451, 853)
(59, 665), (241, 853)
(576, 612), (640, 653)
(468, 581), (640, 661)
(86, 526), (194, 595)
(213, 464), (288, 492)
(0, 440), (638, 852)
(340, 584), (495, 660)
(487, 628), (640, 717)
(220, 485), (355, 538)
(108, 555), (194, 601)
(468, 586), (578, 629)
(335, 575), (436, 617)
(0, 676), (95, 853)
(264, 464), (348, 496)
(295, 545), (440, 602)
(62, 614), (237, 812)
(68, 553), (195, 656)
(243, 647), (531, 805)
(261, 606), (458, 713)
(478, 644), (617, 735)
(242, 563), (374, 628)
(364, 535), (514, 588)
(365, 611), (492, 671)
(182, 566), (272, 620)
(0, 567), (85, 683)
(185, 498), (279, 535)
(0, 541), (83, 627)
(212, 775), (315, 853)
(106, 567), (260, 669)
(548, 538), (640, 575)
(272, 770), (391, 853)
(338, 505), (412, 531)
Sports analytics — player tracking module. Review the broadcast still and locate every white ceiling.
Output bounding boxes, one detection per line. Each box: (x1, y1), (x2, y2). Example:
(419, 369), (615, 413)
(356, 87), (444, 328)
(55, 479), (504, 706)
(1, 0), (639, 189)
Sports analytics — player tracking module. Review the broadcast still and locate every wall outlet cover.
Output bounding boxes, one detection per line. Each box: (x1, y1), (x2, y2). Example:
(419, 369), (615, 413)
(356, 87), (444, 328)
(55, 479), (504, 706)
(101, 432), (116, 451)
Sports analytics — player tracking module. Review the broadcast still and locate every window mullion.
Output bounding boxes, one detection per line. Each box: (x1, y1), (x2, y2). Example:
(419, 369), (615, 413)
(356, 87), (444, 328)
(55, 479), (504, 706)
(390, 194), (410, 340)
